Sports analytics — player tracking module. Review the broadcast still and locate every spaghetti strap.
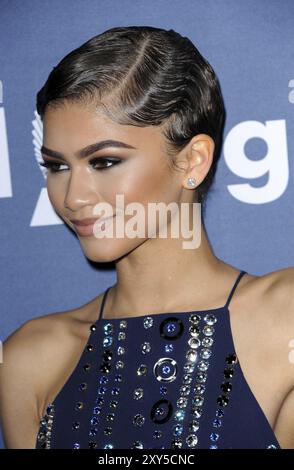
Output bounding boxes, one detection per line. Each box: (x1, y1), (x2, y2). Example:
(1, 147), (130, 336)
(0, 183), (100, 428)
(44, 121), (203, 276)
(98, 271), (247, 320)
(224, 270), (247, 308)
(97, 286), (112, 321)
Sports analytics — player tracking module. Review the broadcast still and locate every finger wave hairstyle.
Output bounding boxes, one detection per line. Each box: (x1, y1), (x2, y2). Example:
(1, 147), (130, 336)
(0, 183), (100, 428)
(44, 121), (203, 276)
(36, 25), (226, 209)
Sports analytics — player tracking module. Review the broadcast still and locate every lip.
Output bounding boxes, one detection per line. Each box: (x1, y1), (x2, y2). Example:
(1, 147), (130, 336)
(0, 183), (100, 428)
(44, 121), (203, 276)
(72, 216), (115, 237)
(70, 217), (100, 226)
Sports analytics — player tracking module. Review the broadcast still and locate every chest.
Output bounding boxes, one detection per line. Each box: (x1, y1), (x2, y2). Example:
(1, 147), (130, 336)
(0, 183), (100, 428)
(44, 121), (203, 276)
(37, 310), (282, 449)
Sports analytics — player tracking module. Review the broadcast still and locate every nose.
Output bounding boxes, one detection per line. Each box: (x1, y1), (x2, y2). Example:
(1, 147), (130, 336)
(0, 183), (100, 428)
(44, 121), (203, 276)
(64, 166), (101, 212)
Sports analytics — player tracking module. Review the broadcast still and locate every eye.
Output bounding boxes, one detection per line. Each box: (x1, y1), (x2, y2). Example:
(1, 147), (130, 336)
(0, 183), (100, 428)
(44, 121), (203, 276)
(39, 157), (122, 173)
(39, 161), (69, 173)
(90, 157), (122, 170)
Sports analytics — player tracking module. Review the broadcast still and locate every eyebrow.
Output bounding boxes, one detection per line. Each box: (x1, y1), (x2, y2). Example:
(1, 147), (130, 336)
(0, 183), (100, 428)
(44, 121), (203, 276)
(40, 139), (136, 160)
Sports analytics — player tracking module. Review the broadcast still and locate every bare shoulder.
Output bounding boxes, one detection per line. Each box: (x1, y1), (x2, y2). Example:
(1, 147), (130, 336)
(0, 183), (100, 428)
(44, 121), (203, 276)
(232, 267), (294, 383)
(0, 294), (102, 448)
(259, 270), (294, 374)
(251, 267), (294, 363)
(263, 267), (294, 311)
(230, 266), (293, 325)
(232, 266), (294, 306)
(258, 267), (294, 448)
(228, 267), (294, 448)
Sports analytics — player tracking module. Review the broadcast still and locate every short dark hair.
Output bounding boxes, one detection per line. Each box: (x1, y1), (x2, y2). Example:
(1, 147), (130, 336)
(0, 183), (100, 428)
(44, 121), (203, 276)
(36, 25), (225, 207)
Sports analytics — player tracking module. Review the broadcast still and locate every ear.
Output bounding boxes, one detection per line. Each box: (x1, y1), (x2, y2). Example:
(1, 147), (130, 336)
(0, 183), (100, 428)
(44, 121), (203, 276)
(182, 134), (215, 190)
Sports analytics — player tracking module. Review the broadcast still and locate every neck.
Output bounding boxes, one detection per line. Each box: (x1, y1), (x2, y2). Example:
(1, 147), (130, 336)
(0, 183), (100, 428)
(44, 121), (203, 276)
(103, 222), (237, 318)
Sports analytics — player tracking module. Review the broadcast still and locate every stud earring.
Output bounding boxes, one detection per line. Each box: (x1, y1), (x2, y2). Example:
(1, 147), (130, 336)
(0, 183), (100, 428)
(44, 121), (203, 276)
(187, 177), (197, 188)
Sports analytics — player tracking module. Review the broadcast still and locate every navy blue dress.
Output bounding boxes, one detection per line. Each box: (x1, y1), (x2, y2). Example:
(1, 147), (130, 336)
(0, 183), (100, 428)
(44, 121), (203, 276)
(35, 270), (281, 449)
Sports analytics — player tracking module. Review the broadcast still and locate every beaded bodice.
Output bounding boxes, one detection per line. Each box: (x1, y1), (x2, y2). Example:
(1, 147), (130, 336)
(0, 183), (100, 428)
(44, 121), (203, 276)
(35, 270), (280, 449)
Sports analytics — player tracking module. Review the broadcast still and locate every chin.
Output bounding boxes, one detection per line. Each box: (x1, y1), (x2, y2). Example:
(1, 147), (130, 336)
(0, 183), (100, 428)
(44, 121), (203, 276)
(78, 237), (146, 263)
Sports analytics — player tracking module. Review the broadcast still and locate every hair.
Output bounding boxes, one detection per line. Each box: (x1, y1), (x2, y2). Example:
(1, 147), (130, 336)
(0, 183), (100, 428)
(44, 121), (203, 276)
(36, 25), (225, 209)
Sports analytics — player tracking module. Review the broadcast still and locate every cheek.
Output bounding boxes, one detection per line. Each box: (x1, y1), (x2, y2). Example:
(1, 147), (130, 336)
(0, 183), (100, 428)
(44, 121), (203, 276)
(112, 159), (175, 207)
(46, 176), (65, 211)
(109, 162), (179, 236)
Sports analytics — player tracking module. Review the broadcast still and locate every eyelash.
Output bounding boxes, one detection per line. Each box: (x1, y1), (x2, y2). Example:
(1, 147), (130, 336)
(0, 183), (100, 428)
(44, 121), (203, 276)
(39, 157), (122, 173)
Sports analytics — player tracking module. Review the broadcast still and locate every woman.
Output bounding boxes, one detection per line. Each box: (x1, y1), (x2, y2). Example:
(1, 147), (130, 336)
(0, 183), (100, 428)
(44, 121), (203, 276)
(0, 26), (293, 450)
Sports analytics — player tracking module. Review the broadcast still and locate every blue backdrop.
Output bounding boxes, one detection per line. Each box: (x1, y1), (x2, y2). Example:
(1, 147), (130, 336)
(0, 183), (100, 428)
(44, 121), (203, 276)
(0, 0), (293, 449)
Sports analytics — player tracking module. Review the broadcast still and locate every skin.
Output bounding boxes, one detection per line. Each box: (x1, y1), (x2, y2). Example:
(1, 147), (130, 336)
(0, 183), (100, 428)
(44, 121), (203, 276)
(0, 101), (293, 449)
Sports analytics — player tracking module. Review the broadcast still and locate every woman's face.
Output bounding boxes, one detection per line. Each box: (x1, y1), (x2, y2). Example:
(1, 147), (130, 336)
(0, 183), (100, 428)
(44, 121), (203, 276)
(42, 101), (192, 262)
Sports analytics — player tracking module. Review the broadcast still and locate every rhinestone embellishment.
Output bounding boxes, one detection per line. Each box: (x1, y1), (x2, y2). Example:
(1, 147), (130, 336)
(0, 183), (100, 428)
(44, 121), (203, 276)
(36, 404), (55, 449)
(153, 357), (178, 382)
(159, 317), (184, 340)
(208, 351), (238, 448)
